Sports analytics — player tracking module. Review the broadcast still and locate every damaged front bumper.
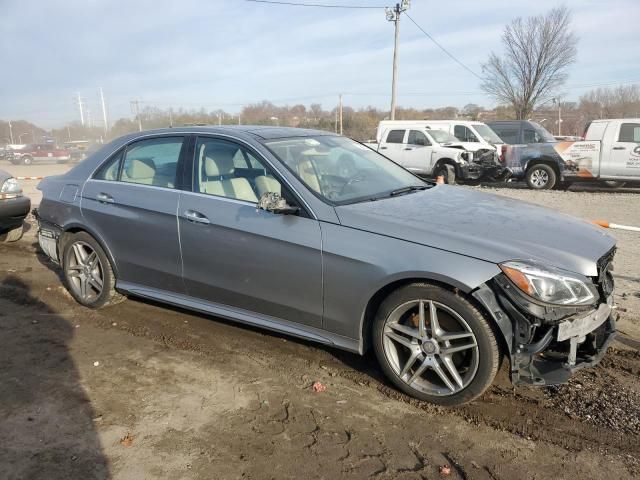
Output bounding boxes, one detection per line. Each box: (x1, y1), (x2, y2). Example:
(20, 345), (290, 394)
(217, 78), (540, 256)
(473, 275), (617, 386)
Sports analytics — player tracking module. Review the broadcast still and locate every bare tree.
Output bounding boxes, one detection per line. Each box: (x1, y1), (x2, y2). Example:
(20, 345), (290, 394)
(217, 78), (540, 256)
(481, 6), (577, 119)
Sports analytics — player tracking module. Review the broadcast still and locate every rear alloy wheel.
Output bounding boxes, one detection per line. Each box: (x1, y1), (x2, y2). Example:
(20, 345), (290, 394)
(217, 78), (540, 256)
(526, 163), (556, 190)
(373, 284), (499, 406)
(62, 232), (125, 309)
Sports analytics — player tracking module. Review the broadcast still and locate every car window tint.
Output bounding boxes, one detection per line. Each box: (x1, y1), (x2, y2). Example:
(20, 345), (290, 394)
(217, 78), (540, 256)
(407, 130), (430, 146)
(195, 137), (280, 203)
(386, 130), (405, 143)
(453, 125), (478, 142)
(619, 123), (640, 142)
(94, 150), (124, 181)
(492, 128), (519, 144)
(121, 137), (183, 188)
(523, 129), (539, 143)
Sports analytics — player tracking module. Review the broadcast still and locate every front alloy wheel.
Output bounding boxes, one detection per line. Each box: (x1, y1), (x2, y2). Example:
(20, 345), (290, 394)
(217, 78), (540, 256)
(373, 284), (500, 406)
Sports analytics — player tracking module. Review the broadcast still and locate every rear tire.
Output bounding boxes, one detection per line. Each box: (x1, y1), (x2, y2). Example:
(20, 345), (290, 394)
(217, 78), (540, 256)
(21, 155), (33, 166)
(61, 232), (125, 309)
(602, 180), (626, 189)
(0, 225), (23, 243)
(372, 283), (500, 406)
(526, 163), (556, 190)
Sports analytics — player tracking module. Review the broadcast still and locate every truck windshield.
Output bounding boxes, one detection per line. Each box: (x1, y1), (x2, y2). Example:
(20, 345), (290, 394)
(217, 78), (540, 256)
(427, 130), (459, 144)
(473, 124), (504, 144)
(264, 136), (429, 205)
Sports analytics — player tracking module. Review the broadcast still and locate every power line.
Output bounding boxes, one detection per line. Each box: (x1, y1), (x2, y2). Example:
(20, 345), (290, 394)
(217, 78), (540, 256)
(404, 13), (484, 81)
(245, 0), (384, 8)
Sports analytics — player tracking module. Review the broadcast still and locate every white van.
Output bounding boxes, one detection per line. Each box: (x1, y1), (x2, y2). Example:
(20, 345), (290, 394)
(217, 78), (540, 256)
(377, 120), (504, 154)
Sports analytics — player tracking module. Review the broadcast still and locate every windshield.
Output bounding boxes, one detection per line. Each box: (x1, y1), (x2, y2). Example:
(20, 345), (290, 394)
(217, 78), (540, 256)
(427, 129), (459, 144)
(473, 124), (504, 144)
(264, 136), (428, 205)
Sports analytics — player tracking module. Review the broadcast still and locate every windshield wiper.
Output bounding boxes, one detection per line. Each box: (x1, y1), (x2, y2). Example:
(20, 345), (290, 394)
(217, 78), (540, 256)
(389, 185), (429, 196)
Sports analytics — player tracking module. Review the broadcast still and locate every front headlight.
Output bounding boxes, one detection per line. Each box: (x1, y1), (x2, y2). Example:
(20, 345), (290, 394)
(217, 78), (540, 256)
(0, 178), (23, 198)
(500, 261), (597, 306)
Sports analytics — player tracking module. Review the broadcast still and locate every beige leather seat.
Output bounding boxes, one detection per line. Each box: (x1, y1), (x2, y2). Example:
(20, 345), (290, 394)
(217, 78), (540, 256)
(122, 158), (155, 185)
(201, 151), (258, 203)
(255, 175), (281, 197)
(297, 159), (321, 193)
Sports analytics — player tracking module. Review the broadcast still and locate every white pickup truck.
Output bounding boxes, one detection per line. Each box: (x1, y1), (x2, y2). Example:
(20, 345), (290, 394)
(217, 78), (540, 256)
(502, 118), (640, 189)
(365, 123), (507, 183)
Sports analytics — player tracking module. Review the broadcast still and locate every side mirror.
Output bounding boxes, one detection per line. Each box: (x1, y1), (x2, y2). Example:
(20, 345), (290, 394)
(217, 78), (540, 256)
(258, 192), (300, 215)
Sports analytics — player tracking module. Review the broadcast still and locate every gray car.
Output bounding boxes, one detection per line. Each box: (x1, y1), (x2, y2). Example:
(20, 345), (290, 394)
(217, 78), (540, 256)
(35, 126), (617, 406)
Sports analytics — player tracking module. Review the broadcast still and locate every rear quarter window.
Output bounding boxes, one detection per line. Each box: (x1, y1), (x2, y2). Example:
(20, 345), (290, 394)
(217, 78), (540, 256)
(385, 130), (405, 144)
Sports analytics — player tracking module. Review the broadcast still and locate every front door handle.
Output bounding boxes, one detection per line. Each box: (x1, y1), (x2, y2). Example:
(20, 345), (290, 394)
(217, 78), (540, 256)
(184, 210), (210, 225)
(404, 147), (415, 151)
(96, 192), (114, 204)
(612, 146), (626, 150)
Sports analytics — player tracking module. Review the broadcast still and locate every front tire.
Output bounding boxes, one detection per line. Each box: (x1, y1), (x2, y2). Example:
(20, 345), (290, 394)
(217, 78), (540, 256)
(372, 283), (500, 406)
(433, 163), (456, 185)
(21, 155), (33, 166)
(62, 232), (125, 309)
(526, 163), (556, 190)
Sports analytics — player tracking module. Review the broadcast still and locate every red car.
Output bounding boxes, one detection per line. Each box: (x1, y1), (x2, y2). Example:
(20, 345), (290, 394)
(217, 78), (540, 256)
(8, 144), (71, 165)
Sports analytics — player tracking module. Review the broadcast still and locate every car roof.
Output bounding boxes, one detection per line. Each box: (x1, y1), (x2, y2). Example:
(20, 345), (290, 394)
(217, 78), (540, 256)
(122, 125), (336, 141)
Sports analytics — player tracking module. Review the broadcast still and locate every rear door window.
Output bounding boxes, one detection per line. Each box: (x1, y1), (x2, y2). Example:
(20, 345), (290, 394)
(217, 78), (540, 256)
(618, 123), (640, 142)
(385, 130), (406, 144)
(491, 127), (519, 144)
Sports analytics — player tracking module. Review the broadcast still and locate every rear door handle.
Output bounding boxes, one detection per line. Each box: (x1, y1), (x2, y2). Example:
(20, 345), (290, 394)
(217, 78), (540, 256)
(96, 192), (114, 204)
(404, 147), (415, 151)
(184, 210), (210, 224)
(612, 146), (626, 150)
(379, 146), (387, 150)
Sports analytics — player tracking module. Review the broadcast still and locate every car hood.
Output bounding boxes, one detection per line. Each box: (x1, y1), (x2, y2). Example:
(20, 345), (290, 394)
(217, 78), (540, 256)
(334, 185), (615, 277)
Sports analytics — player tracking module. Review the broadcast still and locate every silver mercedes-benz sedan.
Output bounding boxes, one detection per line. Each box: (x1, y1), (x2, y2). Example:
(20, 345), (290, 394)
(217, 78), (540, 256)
(35, 126), (617, 406)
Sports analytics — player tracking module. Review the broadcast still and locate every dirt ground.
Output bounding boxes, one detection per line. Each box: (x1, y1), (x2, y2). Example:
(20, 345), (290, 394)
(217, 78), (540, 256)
(1, 169), (639, 479)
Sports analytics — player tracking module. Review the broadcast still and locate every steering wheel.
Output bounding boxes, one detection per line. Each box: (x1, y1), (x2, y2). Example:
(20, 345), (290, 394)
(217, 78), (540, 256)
(338, 172), (367, 196)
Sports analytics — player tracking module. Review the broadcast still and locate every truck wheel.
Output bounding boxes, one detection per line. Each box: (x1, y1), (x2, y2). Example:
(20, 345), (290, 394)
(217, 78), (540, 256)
(372, 283), (500, 406)
(0, 225), (24, 243)
(434, 164), (456, 185)
(21, 155), (33, 166)
(526, 164), (556, 190)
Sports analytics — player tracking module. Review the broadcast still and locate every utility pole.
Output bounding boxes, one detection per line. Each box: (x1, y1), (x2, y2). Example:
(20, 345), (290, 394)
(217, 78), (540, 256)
(169, 109), (173, 128)
(76, 92), (85, 126)
(130, 100), (142, 131)
(386, 1), (410, 120)
(8, 121), (13, 144)
(86, 107), (93, 128)
(553, 97), (562, 136)
(339, 94), (343, 135)
(99, 87), (108, 135)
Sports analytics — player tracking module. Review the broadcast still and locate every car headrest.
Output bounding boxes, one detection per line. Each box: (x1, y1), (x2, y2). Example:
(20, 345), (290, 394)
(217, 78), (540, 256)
(203, 146), (236, 177)
(126, 158), (155, 179)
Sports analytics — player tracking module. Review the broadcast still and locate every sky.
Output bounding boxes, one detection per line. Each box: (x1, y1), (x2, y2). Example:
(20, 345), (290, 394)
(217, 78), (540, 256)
(1, 0), (639, 129)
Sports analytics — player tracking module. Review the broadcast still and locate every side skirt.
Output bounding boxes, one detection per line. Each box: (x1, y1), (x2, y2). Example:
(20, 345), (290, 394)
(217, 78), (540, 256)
(116, 281), (360, 354)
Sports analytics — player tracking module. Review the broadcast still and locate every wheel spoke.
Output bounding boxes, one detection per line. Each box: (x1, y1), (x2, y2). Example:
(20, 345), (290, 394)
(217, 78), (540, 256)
(440, 355), (464, 389)
(385, 331), (415, 349)
(388, 322), (420, 340)
(438, 331), (474, 342)
(88, 275), (102, 292)
(72, 243), (86, 264)
(399, 349), (422, 378)
(428, 301), (441, 337)
(418, 301), (427, 339)
(67, 264), (83, 272)
(407, 359), (429, 385)
(86, 251), (98, 269)
(80, 277), (89, 299)
(441, 341), (476, 355)
(68, 271), (82, 278)
(431, 358), (456, 392)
